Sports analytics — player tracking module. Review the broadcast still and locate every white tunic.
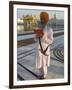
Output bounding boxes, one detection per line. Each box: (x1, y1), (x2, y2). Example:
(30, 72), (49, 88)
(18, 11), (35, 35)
(35, 26), (53, 69)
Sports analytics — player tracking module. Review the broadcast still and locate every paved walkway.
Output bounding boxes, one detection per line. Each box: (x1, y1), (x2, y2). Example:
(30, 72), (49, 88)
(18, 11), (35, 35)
(17, 35), (64, 80)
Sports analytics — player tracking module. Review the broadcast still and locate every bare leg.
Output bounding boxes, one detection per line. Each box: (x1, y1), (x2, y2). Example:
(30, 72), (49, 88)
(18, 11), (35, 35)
(43, 65), (48, 79)
(39, 67), (44, 79)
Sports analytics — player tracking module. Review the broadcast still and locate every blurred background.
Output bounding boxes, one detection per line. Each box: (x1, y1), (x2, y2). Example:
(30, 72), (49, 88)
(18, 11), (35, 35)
(17, 9), (64, 32)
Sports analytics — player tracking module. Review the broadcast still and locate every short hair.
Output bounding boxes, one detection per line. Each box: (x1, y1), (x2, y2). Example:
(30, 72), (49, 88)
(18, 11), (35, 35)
(40, 12), (49, 23)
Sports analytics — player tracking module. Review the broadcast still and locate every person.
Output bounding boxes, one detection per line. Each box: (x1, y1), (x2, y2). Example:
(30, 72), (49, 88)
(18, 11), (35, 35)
(34, 12), (53, 79)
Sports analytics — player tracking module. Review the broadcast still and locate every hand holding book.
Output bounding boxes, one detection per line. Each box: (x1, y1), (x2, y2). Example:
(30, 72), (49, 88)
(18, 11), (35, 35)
(33, 28), (44, 38)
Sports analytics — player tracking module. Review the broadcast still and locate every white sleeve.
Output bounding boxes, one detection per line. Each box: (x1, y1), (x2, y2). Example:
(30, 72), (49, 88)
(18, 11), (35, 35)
(34, 34), (37, 41)
(42, 28), (53, 44)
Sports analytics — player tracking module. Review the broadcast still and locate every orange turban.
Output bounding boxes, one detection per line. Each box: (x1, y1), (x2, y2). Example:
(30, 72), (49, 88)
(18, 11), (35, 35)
(40, 12), (49, 23)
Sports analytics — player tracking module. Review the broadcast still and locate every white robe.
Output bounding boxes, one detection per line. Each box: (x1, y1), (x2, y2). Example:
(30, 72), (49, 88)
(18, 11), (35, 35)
(35, 26), (53, 69)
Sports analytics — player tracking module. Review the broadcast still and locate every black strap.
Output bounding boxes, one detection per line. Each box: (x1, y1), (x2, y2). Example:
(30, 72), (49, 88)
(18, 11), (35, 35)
(39, 37), (44, 53)
(38, 37), (49, 56)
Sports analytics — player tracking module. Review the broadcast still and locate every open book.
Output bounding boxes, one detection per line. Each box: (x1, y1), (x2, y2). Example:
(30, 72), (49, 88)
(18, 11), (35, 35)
(33, 29), (44, 37)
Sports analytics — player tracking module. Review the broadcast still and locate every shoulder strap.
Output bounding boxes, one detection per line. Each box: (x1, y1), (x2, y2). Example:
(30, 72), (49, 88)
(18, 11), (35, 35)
(38, 37), (49, 56)
(38, 37), (44, 53)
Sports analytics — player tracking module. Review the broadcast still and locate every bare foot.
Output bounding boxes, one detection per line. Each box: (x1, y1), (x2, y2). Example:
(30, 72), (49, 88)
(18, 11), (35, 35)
(43, 76), (48, 79)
